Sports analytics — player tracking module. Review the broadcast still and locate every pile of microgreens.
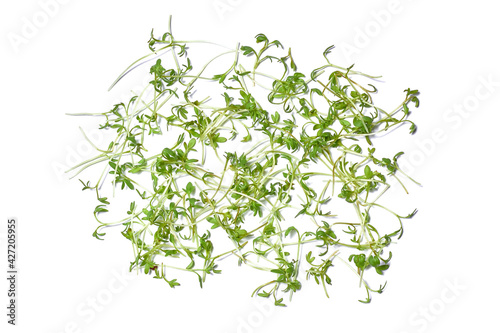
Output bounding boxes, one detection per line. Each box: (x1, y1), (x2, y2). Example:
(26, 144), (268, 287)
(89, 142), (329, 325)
(68, 19), (420, 306)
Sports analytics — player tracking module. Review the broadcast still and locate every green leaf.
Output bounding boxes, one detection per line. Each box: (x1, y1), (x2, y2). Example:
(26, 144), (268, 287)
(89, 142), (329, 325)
(98, 197), (110, 204)
(185, 182), (195, 195)
(127, 201), (136, 215)
(186, 260), (195, 270)
(403, 103), (409, 115)
(271, 111), (280, 123)
(124, 179), (134, 190)
(405, 209), (418, 219)
(94, 205), (108, 214)
(150, 59), (165, 75)
(375, 265), (390, 275)
(188, 138), (196, 150)
(368, 255), (380, 267)
(255, 33), (268, 43)
(207, 217), (220, 229)
(274, 298), (286, 307)
(213, 73), (227, 83)
(167, 279), (180, 288)
(240, 46), (256, 56)
(79, 180), (93, 191)
(284, 226), (298, 237)
(306, 251), (315, 264)
(364, 165), (373, 178)
(340, 119), (351, 128)
(215, 136), (227, 143)
(323, 45), (335, 58)
(311, 88), (323, 96)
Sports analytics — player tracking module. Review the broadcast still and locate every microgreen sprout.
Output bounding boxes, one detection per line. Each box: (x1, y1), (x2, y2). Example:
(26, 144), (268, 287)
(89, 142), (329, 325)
(68, 17), (420, 305)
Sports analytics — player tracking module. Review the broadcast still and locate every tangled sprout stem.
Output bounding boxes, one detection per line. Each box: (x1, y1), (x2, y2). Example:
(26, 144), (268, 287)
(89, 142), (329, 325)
(69, 19), (420, 306)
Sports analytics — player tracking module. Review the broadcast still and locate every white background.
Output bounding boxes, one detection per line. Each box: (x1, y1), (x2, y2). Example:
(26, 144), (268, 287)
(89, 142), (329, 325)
(1, 0), (499, 332)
